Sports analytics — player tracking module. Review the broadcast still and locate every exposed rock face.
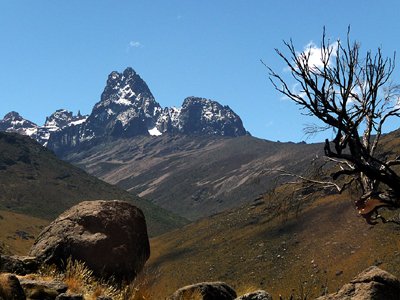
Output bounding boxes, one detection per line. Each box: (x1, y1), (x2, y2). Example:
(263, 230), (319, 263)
(0, 110), (87, 147)
(0, 273), (26, 300)
(19, 278), (67, 299)
(47, 68), (163, 153)
(0, 111), (39, 139)
(1, 68), (249, 154)
(80, 67), (161, 139)
(168, 282), (237, 300)
(0, 255), (38, 275)
(235, 290), (272, 300)
(316, 266), (400, 300)
(172, 97), (247, 136)
(29, 200), (150, 281)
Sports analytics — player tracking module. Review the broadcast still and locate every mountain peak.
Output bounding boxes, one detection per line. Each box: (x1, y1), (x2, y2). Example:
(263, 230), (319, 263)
(123, 67), (136, 77)
(0, 111), (38, 138)
(45, 109), (88, 130)
(177, 96), (247, 136)
(3, 111), (22, 119)
(1, 67), (249, 153)
(102, 67), (153, 104)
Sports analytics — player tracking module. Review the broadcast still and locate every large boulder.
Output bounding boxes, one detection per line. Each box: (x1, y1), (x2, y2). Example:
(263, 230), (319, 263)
(0, 255), (38, 275)
(168, 282), (237, 300)
(316, 266), (400, 300)
(29, 200), (150, 281)
(18, 278), (67, 299)
(0, 273), (26, 300)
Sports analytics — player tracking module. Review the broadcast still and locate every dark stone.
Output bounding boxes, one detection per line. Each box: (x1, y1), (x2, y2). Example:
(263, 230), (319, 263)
(316, 266), (400, 300)
(55, 293), (84, 300)
(175, 97), (248, 137)
(0, 273), (26, 300)
(0, 255), (38, 275)
(19, 278), (67, 299)
(168, 282), (237, 300)
(29, 200), (150, 282)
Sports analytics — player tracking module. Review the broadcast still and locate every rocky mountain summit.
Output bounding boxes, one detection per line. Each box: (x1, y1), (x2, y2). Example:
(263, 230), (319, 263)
(0, 111), (39, 140)
(48, 67), (248, 154)
(156, 96), (247, 136)
(0, 109), (87, 146)
(0, 67), (248, 153)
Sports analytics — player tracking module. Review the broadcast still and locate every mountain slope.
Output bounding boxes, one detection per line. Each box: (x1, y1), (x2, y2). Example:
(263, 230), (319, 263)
(62, 135), (322, 220)
(142, 128), (400, 298)
(0, 210), (48, 255)
(0, 132), (187, 236)
(146, 186), (400, 299)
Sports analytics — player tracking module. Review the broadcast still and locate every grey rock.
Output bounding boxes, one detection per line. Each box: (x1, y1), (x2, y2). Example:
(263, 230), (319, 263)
(0, 255), (38, 275)
(174, 97), (247, 137)
(0, 273), (26, 300)
(235, 290), (272, 300)
(55, 293), (84, 300)
(29, 200), (150, 281)
(19, 278), (67, 299)
(168, 281), (237, 300)
(316, 266), (400, 300)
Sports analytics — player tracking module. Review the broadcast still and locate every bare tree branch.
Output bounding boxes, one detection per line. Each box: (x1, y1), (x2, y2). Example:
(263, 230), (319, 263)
(267, 27), (400, 225)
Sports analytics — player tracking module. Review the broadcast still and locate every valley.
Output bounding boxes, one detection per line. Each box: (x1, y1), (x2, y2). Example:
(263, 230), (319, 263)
(62, 134), (322, 220)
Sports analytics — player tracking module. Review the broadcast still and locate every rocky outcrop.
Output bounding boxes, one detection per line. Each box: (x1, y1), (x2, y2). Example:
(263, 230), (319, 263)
(0, 273), (26, 300)
(235, 290), (272, 300)
(29, 200), (150, 281)
(0, 255), (38, 275)
(168, 282), (237, 300)
(172, 97), (247, 136)
(19, 278), (68, 299)
(316, 266), (400, 300)
(0, 112), (39, 140)
(0, 110), (87, 147)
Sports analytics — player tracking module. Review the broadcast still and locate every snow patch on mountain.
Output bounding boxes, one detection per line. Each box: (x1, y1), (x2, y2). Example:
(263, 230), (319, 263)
(0, 109), (88, 146)
(148, 126), (162, 136)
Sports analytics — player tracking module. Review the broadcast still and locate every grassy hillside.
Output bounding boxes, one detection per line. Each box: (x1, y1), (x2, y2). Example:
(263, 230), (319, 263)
(146, 187), (400, 299)
(63, 135), (323, 220)
(0, 210), (48, 255)
(142, 129), (400, 298)
(0, 132), (187, 237)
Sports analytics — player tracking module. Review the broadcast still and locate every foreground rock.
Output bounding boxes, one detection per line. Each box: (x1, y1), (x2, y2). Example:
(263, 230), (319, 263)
(168, 282), (237, 300)
(235, 290), (272, 300)
(0, 255), (38, 275)
(0, 273), (25, 300)
(19, 278), (68, 299)
(316, 266), (400, 300)
(29, 200), (150, 281)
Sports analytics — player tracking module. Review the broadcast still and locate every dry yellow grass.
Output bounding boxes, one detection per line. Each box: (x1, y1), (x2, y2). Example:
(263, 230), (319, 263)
(0, 210), (48, 255)
(0, 274), (13, 299)
(147, 188), (400, 299)
(178, 288), (204, 300)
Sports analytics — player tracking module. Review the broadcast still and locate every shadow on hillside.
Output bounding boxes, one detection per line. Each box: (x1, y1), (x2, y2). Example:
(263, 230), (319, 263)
(151, 247), (195, 265)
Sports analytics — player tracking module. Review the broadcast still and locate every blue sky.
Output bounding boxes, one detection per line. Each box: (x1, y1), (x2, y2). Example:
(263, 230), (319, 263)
(1, 1), (400, 142)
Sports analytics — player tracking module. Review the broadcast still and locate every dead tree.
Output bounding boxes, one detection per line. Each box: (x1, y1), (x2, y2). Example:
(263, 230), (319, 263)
(268, 28), (400, 224)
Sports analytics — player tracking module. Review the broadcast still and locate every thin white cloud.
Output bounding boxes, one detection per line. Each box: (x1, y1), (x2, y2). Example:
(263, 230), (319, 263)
(129, 41), (143, 48)
(301, 41), (337, 70)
